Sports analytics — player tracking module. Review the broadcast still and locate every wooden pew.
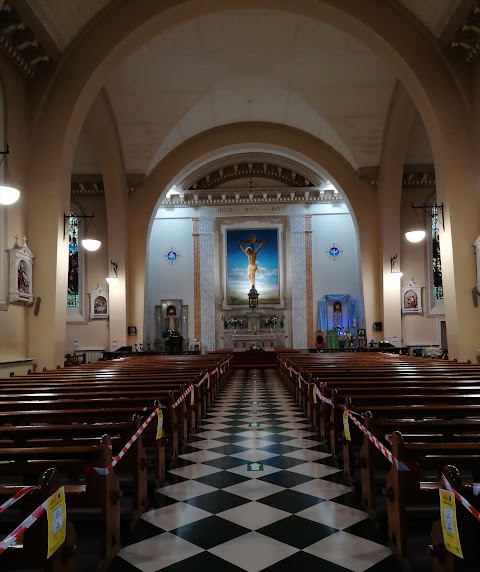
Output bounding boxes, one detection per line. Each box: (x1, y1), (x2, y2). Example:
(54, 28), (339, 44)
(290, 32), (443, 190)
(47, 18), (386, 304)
(0, 400), (176, 478)
(0, 468), (77, 572)
(386, 432), (480, 558)
(351, 415), (480, 518)
(0, 417), (148, 522)
(0, 436), (120, 570)
(430, 465), (480, 572)
(0, 355), (231, 569)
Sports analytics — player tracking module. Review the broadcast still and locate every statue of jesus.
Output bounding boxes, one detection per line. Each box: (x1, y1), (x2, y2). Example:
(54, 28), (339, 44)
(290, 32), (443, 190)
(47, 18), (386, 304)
(164, 306), (179, 334)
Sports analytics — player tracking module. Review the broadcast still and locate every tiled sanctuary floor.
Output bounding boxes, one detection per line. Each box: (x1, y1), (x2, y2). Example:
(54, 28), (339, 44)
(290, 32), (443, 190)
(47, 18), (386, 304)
(108, 369), (403, 572)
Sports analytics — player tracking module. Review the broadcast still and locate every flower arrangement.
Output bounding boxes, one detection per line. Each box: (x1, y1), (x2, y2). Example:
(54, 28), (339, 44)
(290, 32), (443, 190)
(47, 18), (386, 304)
(265, 316), (279, 328)
(228, 317), (238, 328)
(249, 343), (263, 351)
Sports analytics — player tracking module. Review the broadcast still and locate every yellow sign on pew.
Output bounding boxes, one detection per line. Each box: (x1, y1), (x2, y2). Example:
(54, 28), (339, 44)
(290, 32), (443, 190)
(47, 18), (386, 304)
(343, 410), (351, 442)
(47, 487), (66, 558)
(156, 409), (164, 440)
(439, 489), (463, 559)
(312, 385), (317, 404)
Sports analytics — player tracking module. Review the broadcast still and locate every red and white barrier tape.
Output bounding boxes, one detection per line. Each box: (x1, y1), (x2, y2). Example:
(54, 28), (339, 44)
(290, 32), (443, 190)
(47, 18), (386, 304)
(310, 386), (410, 471)
(0, 486), (34, 514)
(299, 374), (311, 386)
(442, 475), (480, 522)
(194, 373), (209, 388)
(314, 385), (333, 407)
(347, 413), (411, 471)
(91, 364), (221, 476)
(171, 385), (193, 409)
(92, 385), (194, 475)
(91, 405), (161, 476)
(0, 488), (61, 555)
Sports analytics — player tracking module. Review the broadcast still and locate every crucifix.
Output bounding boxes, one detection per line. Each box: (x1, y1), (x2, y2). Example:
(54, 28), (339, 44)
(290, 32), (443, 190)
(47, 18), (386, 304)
(238, 234), (261, 251)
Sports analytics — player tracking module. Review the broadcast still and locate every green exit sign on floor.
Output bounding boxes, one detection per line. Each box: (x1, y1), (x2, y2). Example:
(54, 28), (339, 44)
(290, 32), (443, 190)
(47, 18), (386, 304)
(247, 462), (264, 472)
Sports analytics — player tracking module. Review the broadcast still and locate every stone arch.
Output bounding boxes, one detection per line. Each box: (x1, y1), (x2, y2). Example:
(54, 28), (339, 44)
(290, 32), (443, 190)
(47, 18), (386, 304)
(128, 122), (379, 343)
(28, 0), (476, 365)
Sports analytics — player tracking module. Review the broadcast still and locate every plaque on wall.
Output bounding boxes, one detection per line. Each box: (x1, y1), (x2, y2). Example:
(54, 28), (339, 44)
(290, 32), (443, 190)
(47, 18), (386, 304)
(402, 280), (422, 314)
(8, 236), (34, 304)
(90, 286), (109, 319)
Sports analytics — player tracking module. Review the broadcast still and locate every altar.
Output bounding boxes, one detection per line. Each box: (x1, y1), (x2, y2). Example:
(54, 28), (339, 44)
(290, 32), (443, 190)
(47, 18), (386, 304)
(223, 331), (285, 349)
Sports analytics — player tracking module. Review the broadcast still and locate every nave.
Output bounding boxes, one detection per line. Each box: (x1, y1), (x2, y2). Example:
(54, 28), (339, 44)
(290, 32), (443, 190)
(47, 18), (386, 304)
(110, 369), (399, 572)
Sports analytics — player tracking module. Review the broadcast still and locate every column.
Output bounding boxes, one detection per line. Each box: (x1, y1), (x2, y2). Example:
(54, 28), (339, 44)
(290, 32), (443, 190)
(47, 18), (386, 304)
(192, 217), (215, 350)
(305, 215), (314, 347)
(290, 215), (308, 348)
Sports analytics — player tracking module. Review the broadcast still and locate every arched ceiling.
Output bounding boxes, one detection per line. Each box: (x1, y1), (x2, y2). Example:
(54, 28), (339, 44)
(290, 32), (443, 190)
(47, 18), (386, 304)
(25, 0), (463, 51)
(24, 1), (461, 179)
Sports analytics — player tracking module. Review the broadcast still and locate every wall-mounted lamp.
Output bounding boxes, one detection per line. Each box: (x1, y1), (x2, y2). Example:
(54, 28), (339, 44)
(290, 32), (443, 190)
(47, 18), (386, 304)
(0, 145), (20, 205)
(390, 254), (403, 277)
(405, 202), (444, 243)
(106, 260), (118, 285)
(64, 212), (101, 251)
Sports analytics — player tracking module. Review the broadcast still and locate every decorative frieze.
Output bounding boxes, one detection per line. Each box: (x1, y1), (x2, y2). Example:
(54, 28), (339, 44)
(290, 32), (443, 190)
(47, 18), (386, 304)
(0, 3), (52, 78)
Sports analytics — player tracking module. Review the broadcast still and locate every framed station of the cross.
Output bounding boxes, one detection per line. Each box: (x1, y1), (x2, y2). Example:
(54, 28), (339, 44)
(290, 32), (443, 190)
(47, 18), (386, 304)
(222, 224), (283, 306)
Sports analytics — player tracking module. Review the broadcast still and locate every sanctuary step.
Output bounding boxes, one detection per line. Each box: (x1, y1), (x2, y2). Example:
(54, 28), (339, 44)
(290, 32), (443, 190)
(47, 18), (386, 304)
(231, 350), (278, 369)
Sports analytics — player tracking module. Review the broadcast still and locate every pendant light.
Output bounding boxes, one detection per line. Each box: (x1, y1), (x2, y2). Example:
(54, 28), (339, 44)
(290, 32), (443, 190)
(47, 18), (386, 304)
(0, 145), (20, 205)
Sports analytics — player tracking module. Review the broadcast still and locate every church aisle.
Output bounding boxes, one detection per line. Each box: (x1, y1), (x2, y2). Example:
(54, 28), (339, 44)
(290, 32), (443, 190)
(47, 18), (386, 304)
(109, 369), (401, 572)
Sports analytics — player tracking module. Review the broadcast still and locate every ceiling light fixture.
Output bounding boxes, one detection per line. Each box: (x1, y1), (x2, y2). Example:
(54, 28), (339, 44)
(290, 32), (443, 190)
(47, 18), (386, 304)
(106, 260), (118, 284)
(64, 212), (101, 251)
(405, 202), (444, 243)
(0, 145), (20, 205)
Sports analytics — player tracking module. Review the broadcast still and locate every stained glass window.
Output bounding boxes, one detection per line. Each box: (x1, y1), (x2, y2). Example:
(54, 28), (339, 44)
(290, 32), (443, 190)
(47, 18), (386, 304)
(67, 213), (79, 307)
(432, 205), (443, 300)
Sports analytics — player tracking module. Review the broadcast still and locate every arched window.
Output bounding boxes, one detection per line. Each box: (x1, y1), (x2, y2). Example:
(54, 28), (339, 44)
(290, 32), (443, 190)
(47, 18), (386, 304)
(431, 204), (443, 301)
(426, 198), (444, 316)
(67, 212), (79, 308)
(67, 206), (86, 322)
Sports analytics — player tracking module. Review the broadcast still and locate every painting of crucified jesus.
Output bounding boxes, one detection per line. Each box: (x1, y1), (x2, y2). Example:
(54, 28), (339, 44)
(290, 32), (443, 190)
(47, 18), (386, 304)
(226, 228), (280, 305)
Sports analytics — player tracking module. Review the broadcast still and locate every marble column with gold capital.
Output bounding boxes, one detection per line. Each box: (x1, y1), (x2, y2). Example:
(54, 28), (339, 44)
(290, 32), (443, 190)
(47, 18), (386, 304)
(192, 217), (215, 350)
(290, 215), (313, 348)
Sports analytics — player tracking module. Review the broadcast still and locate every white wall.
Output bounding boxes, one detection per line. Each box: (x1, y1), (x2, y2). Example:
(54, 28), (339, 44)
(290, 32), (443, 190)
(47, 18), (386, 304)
(147, 205), (363, 348)
(312, 210), (363, 329)
(146, 217), (194, 346)
(400, 187), (442, 347)
(65, 195), (110, 356)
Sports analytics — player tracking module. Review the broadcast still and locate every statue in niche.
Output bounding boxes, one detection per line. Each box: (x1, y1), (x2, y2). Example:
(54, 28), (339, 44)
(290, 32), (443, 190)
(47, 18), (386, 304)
(333, 301), (342, 328)
(164, 305), (179, 335)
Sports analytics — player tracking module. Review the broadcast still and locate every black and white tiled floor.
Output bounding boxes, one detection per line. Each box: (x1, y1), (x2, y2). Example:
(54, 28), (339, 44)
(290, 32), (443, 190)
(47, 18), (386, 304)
(109, 369), (402, 572)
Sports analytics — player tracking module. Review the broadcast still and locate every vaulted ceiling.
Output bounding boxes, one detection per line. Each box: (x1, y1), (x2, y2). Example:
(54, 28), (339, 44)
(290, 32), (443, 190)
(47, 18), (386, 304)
(19, 0), (464, 186)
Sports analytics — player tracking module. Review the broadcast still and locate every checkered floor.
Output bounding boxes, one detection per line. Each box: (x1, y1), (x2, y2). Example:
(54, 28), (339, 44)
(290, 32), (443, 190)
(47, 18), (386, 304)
(109, 369), (402, 572)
